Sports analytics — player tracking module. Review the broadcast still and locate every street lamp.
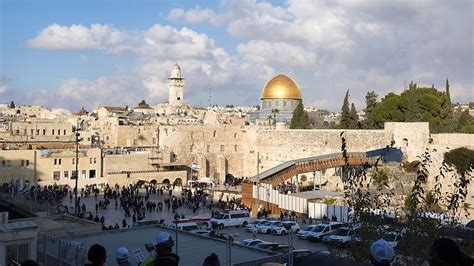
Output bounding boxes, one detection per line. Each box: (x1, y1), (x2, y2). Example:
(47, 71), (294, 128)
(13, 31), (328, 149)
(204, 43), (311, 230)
(74, 119), (84, 216)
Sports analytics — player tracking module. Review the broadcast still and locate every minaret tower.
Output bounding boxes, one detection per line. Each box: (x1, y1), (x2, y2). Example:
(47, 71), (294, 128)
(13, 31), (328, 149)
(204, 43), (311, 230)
(168, 63), (185, 105)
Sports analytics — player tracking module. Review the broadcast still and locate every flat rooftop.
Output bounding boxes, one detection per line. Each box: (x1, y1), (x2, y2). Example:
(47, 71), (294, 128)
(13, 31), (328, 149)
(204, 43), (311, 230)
(63, 225), (279, 265)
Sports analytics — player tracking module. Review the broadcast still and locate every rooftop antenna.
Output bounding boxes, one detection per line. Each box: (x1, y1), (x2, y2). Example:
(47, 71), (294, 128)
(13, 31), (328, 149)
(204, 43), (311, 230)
(208, 77), (212, 107)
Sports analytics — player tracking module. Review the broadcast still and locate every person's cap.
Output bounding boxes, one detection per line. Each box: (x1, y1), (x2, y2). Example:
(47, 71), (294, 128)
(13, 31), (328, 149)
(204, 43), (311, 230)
(153, 232), (174, 247)
(370, 239), (395, 262)
(116, 247), (129, 263)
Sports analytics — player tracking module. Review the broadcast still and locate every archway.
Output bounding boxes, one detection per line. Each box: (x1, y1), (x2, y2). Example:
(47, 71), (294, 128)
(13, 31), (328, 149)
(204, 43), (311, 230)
(150, 179), (157, 185)
(162, 179), (170, 185)
(173, 178), (182, 186)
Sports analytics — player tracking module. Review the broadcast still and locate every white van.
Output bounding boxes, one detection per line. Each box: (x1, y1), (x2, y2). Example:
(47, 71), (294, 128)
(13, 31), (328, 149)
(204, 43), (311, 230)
(211, 210), (251, 229)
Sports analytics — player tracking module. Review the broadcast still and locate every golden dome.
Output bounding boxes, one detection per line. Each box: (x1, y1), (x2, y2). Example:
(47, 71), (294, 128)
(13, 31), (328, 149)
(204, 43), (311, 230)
(261, 74), (302, 100)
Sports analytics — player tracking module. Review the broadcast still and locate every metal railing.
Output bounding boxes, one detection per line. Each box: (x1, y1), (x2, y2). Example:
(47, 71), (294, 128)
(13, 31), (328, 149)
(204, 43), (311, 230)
(37, 232), (88, 266)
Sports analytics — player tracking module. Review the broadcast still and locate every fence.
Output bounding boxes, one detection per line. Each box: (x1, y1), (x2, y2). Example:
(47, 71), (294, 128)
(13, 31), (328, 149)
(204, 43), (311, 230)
(252, 185), (349, 221)
(0, 192), (57, 217)
(37, 232), (88, 266)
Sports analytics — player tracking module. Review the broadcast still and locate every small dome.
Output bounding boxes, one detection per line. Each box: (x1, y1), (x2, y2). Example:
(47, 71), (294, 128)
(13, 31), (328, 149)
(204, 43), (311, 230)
(261, 74), (302, 100)
(170, 63), (182, 79)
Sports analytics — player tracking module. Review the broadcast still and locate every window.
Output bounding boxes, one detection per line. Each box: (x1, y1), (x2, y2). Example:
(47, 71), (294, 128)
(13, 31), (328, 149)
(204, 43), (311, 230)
(207, 145), (210, 152)
(71, 170), (77, 179)
(52, 129), (55, 135)
(1, 160), (5, 167)
(6, 242), (30, 265)
(54, 159), (57, 165)
(213, 131), (216, 138)
(90, 158), (93, 164)
(25, 160), (29, 167)
(89, 169), (96, 178)
(93, 158), (97, 164)
(36, 129), (40, 135)
(81, 170), (87, 179)
(220, 145), (224, 152)
(106, 136), (110, 140)
(58, 159), (62, 165)
(53, 171), (61, 181)
(57, 129), (60, 136)
(64, 129), (66, 135)
(43, 129), (46, 135)
(64, 171), (69, 180)
(72, 158), (75, 164)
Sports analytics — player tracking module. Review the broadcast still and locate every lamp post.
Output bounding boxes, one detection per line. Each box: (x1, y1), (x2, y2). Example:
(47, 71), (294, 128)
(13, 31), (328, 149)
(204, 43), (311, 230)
(74, 119), (83, 216)
(256, 152), (260, 215)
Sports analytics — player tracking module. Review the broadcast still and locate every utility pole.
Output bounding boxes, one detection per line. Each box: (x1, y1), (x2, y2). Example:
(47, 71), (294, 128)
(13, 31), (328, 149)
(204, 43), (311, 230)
(256, 152), (260, 214)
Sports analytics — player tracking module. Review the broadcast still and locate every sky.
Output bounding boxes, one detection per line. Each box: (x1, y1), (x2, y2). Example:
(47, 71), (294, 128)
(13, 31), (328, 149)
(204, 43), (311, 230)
(1, 0), (473, 112)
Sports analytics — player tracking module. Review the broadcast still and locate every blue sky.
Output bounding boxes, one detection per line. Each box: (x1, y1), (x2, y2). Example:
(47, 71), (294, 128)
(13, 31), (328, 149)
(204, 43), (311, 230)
(1, 0), (472, 111)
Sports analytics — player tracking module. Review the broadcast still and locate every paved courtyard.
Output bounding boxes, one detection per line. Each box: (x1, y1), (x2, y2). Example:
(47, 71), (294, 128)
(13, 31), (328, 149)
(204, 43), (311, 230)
(60, 188), (328, 252)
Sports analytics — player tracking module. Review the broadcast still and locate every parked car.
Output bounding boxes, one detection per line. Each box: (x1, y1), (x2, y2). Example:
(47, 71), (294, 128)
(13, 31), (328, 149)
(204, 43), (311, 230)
(272, 221), (301, 235)
(210, 210), (251, 229)
(245, 219), (267, 233)
(255, 242), (279, 251)
(193, 229), (212, 237)
(282, 249), (312, 264)
(323, 227), (359, 247)
(257, 221), (281, 234)
(308, 222), (344, 242)
(240, 239), (264, 247)
(168, 222), (199, 232)
(297, 225), (318, 239)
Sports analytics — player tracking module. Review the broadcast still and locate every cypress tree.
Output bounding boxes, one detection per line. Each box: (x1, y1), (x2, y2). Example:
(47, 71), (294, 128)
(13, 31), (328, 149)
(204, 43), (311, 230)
(290, 102), (311, 129)
(363, 91), (378, 129)
(340, 90), (351, 128)
(349, 103), (359, 128)
(441, 78), (454, 132)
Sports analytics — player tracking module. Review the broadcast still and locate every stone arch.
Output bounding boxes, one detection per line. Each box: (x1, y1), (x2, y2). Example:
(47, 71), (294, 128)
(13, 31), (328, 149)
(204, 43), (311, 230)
(150, 179), (157, 185)
(162, 179), (170, 185)
(173, 178), (183, 186)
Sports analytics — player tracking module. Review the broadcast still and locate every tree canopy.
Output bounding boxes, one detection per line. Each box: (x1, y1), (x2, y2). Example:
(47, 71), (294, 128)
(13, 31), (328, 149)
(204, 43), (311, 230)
(290, 102), (311, 129)
(366, 83), (456, 133)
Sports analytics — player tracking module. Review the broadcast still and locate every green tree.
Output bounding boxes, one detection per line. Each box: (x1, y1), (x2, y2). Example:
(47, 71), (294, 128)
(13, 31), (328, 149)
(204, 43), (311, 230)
(340, 90), (351, 128)
(370, 167), (390, 189)
(363, 91), (378, 129)
(349, 103), (359, 128)
(271, 108), (280, 125)
(439, 79), (454, 132)
(456, 109), (474, 133)
(290, 102), (311, 129)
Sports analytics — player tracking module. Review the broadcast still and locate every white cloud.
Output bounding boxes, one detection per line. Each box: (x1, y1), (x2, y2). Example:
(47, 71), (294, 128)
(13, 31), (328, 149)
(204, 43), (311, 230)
(27, 24), (128, 52)
(22, 0), (473, 110)
(168, 7), (224, 26)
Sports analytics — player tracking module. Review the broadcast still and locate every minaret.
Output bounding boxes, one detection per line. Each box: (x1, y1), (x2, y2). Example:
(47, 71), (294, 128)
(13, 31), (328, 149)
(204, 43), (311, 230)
(168, 63), (185, 105)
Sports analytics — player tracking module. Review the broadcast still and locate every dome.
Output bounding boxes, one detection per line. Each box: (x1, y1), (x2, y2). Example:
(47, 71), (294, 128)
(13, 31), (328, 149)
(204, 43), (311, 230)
(261, 74), (302, 100)
(170, 63), (182, 79)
